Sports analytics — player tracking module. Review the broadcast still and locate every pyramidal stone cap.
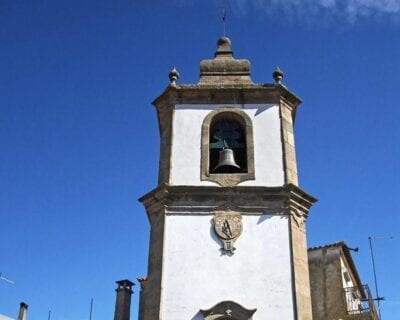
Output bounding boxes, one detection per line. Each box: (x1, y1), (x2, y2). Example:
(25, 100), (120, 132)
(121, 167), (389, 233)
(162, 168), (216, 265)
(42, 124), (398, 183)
(199, 37), (253, 85)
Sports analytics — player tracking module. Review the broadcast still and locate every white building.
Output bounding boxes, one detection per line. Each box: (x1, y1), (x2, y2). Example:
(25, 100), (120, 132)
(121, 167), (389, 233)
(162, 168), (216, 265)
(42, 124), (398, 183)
(138, 36), (317, 320)
(308, 242), (378, 320)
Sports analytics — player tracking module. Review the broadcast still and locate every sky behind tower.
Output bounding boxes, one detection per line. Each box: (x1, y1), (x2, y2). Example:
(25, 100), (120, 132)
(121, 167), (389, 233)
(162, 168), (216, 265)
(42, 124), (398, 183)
(1, 1), (399, 319)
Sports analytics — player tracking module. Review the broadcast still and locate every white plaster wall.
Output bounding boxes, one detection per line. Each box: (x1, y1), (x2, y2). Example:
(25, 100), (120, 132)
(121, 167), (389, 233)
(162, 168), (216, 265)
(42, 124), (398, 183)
(340, 257), (361, 312)
(170, 104), (284, 187)
(162, 214), (294, 320)
(340, 257), (355, 289)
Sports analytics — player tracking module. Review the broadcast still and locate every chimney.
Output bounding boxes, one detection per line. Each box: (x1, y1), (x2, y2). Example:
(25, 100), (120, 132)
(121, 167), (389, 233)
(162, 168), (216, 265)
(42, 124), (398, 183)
(17, 302), (28, 320)
(114, 279), (134, 320)
(137, 277), (147, 320)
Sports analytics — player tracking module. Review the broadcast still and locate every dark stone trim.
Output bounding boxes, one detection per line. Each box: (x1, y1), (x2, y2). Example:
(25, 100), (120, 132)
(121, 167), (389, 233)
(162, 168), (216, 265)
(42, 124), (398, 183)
(156, 103), (174, 184)
(137, 211), (165, 320)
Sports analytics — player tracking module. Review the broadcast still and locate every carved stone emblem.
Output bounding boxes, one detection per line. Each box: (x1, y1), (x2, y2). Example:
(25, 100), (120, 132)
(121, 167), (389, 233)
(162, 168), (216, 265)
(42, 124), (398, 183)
(213, 211), (242, 253)
(200, 300), (257, 320)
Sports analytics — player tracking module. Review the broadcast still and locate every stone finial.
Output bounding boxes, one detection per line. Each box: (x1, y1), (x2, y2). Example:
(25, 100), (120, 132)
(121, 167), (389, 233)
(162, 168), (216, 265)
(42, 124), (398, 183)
(199, 37), (253, 85)
(272, 67), (284, 84)
(215, 36), (233, 58)
(168, 67), (179, 85)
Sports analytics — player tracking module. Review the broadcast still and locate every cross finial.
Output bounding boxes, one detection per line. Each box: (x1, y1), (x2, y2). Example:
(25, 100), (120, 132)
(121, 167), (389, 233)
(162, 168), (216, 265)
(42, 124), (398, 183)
(221, 5), (227, 37)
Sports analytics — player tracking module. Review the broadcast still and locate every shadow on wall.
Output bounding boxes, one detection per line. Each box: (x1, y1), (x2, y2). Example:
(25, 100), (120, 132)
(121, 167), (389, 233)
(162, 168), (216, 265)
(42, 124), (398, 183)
(190, 312), (203, 320)
(257, 214), (287, 225)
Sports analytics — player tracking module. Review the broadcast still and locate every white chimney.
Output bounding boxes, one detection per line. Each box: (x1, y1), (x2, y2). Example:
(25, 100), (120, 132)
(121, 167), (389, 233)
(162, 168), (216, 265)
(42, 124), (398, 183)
(17, 302), (28, 320)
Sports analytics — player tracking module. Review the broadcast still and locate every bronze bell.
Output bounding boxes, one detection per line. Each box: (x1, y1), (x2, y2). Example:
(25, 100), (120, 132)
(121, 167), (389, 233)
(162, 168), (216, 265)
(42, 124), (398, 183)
(213, 143), (241, 173)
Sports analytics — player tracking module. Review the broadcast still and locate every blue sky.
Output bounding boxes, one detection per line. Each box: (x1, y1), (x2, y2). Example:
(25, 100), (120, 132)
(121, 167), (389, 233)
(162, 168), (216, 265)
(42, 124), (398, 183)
(1, 0), (399, 319)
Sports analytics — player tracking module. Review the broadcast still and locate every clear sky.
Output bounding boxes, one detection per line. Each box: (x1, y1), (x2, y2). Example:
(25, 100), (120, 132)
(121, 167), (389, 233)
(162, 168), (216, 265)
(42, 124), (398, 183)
(1, 0), (399, 319)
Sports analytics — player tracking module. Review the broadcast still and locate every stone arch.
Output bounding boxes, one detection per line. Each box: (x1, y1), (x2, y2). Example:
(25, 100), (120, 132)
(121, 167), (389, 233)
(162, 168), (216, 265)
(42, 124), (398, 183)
(201, 108), (255, 186)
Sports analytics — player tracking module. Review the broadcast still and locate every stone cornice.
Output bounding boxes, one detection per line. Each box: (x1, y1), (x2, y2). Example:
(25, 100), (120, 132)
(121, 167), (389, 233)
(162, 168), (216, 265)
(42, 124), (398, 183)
(139, 183), (317, 221)
(285, 183), (317, 225)
(152, 83), (302, 111)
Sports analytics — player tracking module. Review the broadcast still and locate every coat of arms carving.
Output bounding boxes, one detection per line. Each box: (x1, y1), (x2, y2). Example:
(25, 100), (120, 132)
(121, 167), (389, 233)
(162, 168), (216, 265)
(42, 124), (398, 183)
(213, 211), (242, 253)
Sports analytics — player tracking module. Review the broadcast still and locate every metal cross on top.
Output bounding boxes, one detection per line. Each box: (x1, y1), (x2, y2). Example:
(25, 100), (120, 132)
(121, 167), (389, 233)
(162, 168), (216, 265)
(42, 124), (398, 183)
(221, 5), (227, 37)
(222, 6), (226, 37)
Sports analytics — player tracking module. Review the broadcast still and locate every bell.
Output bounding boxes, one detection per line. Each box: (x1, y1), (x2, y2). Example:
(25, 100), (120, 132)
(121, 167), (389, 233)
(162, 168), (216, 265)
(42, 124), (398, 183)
(213, 147), (241, 173)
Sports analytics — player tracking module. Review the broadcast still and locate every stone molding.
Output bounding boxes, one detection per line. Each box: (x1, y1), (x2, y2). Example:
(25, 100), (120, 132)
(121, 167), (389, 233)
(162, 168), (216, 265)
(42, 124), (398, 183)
(200, 300), (257, 320)
(139, 183), (316, 221)
(201, 108), (255, 186)
(152, 84), (301, 114)
(287, 184), (317, 320)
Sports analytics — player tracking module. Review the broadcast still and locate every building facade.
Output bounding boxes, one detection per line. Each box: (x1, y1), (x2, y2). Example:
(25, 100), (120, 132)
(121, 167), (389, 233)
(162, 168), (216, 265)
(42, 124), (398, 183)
(308, 242), (378, 320)
(139, 37), (317, 320)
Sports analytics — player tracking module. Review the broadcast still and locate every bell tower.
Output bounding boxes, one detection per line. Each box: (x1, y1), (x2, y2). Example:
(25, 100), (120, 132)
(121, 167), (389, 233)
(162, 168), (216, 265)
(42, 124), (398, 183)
(139, 37), (317, 320)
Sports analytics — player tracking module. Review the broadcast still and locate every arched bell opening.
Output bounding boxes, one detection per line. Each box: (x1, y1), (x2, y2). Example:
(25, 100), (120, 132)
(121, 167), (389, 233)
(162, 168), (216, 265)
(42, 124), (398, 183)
(209, 114), (247, 174)
(201, 108), (255, 187)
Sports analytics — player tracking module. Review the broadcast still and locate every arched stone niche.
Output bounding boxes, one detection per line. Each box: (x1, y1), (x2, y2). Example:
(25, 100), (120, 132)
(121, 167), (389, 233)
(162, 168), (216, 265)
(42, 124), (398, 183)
(201, 108), (255, 187)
